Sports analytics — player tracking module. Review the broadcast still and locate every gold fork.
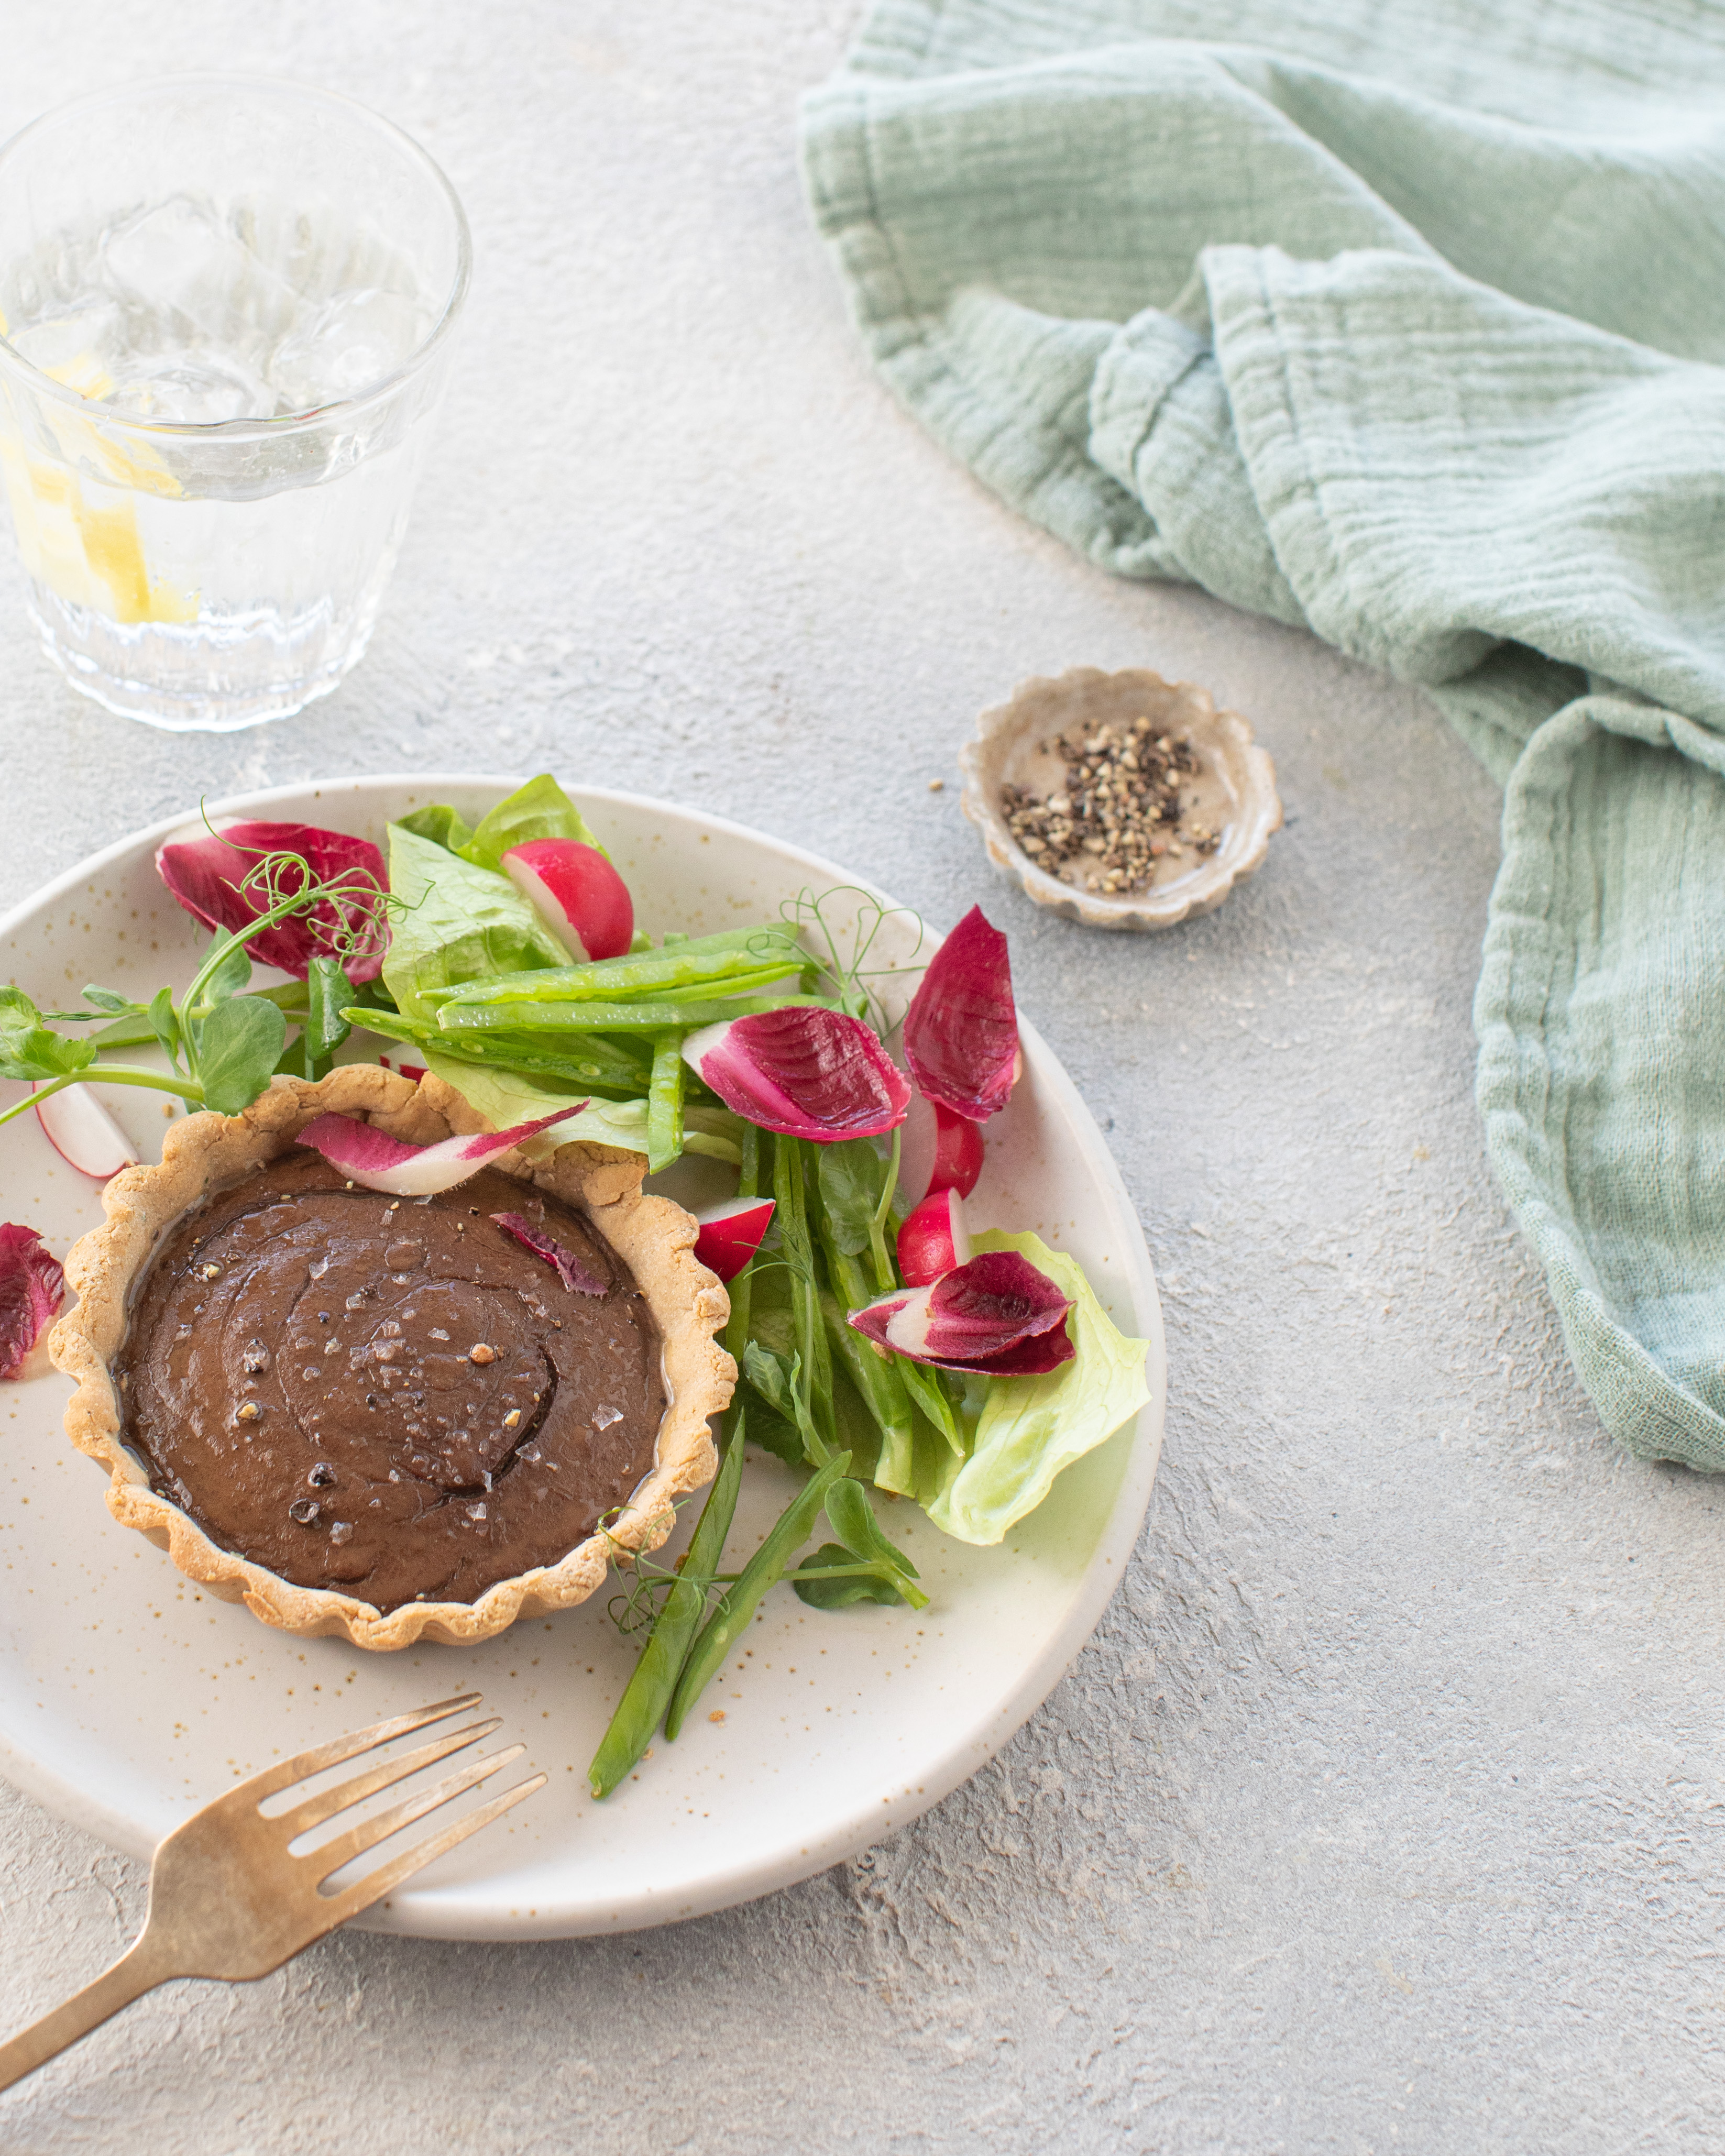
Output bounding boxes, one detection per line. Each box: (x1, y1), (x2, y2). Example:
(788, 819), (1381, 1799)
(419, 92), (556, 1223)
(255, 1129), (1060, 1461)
(0, 1691), (543, 2092)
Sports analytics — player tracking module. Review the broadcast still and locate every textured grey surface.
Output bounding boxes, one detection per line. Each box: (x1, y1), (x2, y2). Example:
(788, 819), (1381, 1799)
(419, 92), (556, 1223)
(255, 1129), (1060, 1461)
(0, 6), (1716, 2153)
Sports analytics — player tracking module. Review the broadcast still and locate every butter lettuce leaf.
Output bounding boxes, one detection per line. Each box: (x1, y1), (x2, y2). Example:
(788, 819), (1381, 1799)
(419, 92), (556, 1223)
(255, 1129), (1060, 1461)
(383, 824), (568, 1026)
(455, 775), (602, 873)
(395, 803), (475, 855)
(923, 1230), (1150, 1547)
(395, 777), (602, 873)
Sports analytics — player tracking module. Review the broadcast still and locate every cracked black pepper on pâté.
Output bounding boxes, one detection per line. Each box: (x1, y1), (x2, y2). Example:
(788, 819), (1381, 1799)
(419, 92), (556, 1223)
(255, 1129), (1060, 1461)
(1001, 716), (1219, 895)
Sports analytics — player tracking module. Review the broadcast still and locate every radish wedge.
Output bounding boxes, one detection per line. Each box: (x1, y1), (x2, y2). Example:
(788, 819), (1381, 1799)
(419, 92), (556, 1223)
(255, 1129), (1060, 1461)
(898, 1092), (986, 1206)
(682, 1006), (911, 1142)
(903, 905), (1020, 1121)
(0, 1224), (64, 1381)
(295, 1106), (585, 1196)
(849, 1250), (1073, 1374)
(693, 1195), (776, 1282)
(896, 1187), (973, 1287)
(502, 839), (634, 963)
(34, 1084), (138, 1181)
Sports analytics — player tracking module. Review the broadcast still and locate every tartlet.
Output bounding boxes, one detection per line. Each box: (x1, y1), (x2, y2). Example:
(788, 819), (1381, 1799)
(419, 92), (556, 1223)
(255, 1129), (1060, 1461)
(49, 1065), (734, 1651)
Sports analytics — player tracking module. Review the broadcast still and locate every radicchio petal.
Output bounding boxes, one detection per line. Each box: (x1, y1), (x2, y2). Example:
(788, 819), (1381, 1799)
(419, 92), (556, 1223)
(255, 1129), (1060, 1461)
(0, 1224), (64, 1380)
(490, 1212), (608, 1295)
(848, 1250), (1073, 1374)
(903, 906), (1019, 1121)
(682, 1006), (910, 1142)
(295, 1106), (585, 1196)
(942, 1327), (1074, 1377)
(156, 820), (389, 982)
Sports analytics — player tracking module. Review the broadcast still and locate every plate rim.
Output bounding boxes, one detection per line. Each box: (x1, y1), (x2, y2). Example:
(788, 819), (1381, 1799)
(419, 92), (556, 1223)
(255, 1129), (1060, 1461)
(0, 773), (1166, 1937)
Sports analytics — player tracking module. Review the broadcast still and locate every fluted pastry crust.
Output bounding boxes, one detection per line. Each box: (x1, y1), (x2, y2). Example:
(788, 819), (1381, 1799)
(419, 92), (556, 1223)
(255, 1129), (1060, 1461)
(50, 1064), (733, 1650)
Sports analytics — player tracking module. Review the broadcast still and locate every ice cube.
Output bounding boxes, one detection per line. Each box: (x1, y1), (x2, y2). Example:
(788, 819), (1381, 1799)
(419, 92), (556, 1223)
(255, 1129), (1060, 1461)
(101, 194), (296, 353)
(7, 303), (127, 398)
(266, 287), (429, 412)
(103, 349), (281, 424)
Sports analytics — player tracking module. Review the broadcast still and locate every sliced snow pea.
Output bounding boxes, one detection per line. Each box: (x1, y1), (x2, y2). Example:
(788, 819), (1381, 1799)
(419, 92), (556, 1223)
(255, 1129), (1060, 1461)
(435, 992), (830, 1035)
(429, 931), (802, 1006)
(723, 1124), (765, 1367)
(820, 1284), (915, 1474)
(665, 1450), (851, 1740)
(646, 1030), (685, 1172)
(587, 1414), (747, 1798)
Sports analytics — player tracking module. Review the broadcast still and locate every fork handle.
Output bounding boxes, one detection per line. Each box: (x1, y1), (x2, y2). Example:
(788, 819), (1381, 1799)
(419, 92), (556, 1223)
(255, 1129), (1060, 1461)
(0, 1937), (172, 2094)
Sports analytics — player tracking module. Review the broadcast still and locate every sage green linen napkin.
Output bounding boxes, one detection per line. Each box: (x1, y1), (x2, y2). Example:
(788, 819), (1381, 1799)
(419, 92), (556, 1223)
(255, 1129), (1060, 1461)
(801, 0), (1725, 1468)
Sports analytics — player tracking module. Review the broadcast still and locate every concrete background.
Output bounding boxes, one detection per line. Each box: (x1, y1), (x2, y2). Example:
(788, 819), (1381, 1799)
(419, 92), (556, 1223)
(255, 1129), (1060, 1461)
(2, 5), (1720, 2151)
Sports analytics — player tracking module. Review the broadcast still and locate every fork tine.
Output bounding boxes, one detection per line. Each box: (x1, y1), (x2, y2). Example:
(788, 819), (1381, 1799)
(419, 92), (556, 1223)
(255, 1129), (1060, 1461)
(274, 1718), (502, 1842)
(306, 1744), (527, 1885)
(233, 1693), (485, 1805)
(324, 1773), (548, 1923)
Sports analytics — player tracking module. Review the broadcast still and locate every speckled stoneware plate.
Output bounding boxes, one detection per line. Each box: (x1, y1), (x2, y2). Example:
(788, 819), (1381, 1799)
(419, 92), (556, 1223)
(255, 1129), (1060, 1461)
(0, 776), (1165, 1941)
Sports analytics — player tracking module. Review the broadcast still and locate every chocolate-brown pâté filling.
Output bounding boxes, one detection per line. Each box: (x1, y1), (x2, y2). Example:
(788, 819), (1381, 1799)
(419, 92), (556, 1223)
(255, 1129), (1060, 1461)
(113, 1152), (666, 1613)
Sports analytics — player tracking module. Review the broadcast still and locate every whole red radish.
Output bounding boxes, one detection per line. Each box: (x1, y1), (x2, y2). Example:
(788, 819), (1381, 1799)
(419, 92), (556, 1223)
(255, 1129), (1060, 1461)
(503, 839), (634, 962)
(693, 1195), (776, 1282)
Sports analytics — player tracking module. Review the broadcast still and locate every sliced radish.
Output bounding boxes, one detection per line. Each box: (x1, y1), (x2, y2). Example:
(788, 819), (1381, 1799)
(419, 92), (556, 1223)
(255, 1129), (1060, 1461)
(295, 1106), (585, 1196)
(490, 1212), (607, 1295)
(378, 1055), (428, 1084)
(903, 905), (1020, 1121)
(682, 1007), (910, 1143)
(34, 1083), (139, 1181)
(848, 1250), (1073, 1374)
(896, 1187), (973, 1286)
(898, 1091), (986, 1206)
(0, 1223), (64, 1381)
(502, 839), (634, 963)
(693, 1195), (776, 1282)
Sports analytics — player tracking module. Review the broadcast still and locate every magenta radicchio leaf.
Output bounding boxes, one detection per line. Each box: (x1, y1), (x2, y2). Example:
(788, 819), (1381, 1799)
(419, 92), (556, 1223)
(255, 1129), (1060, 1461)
(295, 1106), (585, 1195)
(849, 1249), (1073, 1374)
(0, 1224), (65, 1380)
(490, 1212), (607, 1295)
(902, 905), (1019, 1121)
(681, 1006), (911, 1142)
(156, 820), (389, 983)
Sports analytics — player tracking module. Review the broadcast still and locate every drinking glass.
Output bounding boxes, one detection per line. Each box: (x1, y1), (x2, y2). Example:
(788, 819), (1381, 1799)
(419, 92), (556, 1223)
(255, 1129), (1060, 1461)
(0, 76), (470, 731)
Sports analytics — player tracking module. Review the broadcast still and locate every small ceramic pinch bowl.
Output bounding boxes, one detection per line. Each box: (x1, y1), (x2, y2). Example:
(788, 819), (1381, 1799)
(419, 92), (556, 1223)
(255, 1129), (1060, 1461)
(959, 667), (1282, 931)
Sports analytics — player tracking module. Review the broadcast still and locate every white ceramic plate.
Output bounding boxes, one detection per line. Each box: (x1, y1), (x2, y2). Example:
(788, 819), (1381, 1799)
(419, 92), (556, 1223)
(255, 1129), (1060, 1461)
(0, 776), (1164, 1940)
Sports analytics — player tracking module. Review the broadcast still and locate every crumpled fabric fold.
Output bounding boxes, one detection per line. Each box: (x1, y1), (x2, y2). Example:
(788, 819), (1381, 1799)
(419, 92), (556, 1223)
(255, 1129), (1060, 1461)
(802, 0), (1725, 1467)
